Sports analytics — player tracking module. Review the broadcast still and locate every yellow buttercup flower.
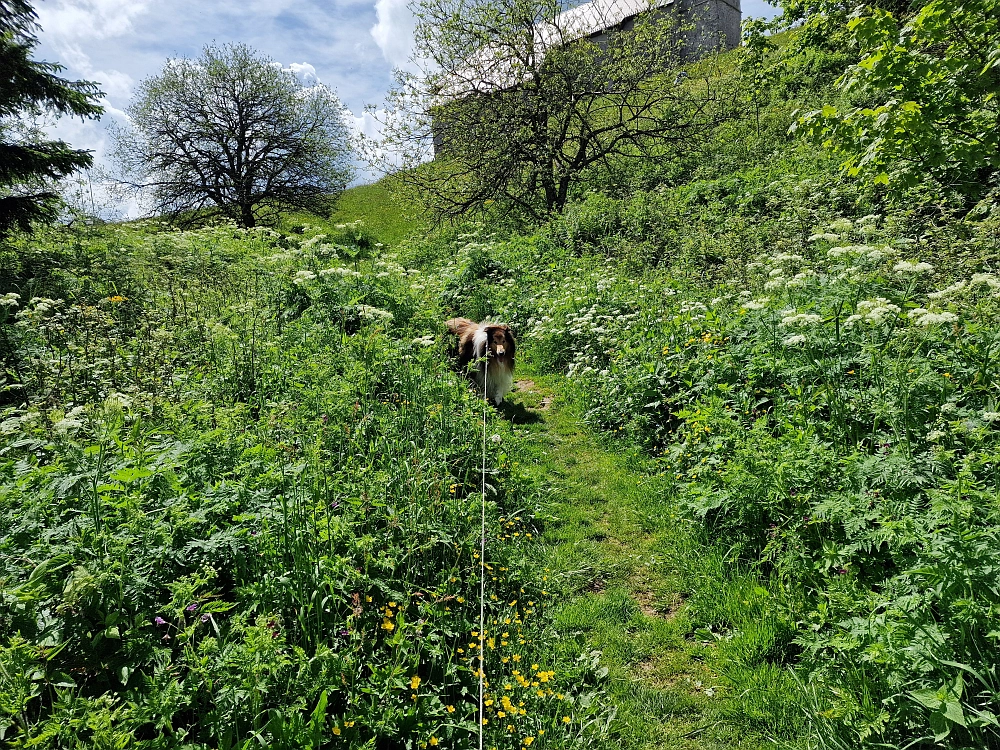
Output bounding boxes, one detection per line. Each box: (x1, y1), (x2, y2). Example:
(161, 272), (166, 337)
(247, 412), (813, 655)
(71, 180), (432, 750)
(410, 675), (421, 690)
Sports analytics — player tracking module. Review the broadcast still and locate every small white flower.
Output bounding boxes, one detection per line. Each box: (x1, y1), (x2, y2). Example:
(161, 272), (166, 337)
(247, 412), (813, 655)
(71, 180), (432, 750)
(743, 298), (770, 311)
(926, 429), (946, 442)
(780, 313), (823, 328)
(490, 433), (502, 444)
(412, 335), (435, 347)
(893, 260), (934, 275)
(783, 334), (807, 346)
(981, 411), (1000, 423)
(53, 417), (83, 435)
(357, 305), (393, 322)
(927, 281), (967, 300)
(915, 311), (958, 326)
(808, 233), (840, 242)
(970, 273), (1000, 290)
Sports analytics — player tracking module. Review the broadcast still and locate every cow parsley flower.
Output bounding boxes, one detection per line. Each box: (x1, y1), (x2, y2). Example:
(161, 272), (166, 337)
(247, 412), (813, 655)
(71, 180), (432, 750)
(908, 308), (958, 326)
(780, 313), (823, 328)
(893, 260), (934, 275)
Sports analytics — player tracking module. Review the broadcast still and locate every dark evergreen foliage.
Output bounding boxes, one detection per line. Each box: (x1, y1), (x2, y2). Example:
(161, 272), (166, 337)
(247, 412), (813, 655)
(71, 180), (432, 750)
(0, 0), (103, 236)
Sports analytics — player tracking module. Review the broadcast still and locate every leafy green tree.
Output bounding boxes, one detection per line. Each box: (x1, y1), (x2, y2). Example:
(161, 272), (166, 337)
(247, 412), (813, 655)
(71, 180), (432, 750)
(795, 0), (1000, 198)
(376, 0), (739, 220)
(112, 44), (353, 228)
(0, 0), (103, 237)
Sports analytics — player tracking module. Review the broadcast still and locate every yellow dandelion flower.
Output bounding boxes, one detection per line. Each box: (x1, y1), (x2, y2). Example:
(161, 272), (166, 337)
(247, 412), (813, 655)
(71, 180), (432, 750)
(562, 716), (571, 723)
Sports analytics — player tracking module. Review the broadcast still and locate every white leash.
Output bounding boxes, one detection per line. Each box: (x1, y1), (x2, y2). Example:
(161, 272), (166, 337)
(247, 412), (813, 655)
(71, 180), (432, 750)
(478, 355), (488, 750)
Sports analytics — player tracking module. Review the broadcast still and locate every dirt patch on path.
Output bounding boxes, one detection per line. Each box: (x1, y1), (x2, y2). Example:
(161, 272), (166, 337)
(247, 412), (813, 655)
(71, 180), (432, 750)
(515, 380), (553, 409)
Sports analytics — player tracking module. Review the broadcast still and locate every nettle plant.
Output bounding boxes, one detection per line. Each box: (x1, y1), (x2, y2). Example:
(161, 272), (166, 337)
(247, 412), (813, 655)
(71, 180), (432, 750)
(574, 214), (1000, 746)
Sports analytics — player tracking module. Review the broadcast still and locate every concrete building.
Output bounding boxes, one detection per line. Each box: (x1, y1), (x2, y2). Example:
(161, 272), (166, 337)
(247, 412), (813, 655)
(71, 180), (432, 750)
(431, 0), (741, 153)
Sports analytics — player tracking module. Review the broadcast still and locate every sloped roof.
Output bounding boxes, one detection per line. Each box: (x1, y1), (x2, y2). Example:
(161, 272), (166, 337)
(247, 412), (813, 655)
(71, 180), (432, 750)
(547, 0), (674, 44)
(439, 0), (673, 98)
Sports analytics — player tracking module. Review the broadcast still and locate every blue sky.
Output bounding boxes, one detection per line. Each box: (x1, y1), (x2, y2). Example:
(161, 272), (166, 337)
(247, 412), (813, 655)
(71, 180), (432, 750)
(34, 0), (780, 187)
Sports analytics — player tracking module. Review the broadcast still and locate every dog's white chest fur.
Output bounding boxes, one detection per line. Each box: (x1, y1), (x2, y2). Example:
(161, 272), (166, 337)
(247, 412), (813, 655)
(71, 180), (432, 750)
(472, 328), (514, 405)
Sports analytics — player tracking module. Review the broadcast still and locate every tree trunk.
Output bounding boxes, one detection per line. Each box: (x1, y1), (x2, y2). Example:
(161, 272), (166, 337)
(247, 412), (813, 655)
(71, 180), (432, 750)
(240, 203), (255, 228)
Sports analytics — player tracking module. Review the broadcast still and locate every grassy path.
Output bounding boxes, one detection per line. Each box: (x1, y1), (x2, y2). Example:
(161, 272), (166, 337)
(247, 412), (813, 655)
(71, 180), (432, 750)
(505, 373), (768, 750)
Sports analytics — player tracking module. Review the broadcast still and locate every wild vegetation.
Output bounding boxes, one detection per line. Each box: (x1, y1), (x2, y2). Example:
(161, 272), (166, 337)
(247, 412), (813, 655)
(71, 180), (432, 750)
(2, 0), (1000, 748)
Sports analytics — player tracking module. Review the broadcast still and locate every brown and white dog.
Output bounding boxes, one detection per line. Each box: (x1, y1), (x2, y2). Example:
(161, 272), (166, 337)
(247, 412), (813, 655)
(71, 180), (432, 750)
(446, 318), (516, 405)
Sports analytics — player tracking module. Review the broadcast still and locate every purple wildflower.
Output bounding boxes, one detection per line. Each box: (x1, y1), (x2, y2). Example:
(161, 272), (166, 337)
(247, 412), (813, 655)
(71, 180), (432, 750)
(154, 616), (167, 626)
(201, 614), (211, 623)
(339, 629), (349, 638)
(186, 603), (198, 612)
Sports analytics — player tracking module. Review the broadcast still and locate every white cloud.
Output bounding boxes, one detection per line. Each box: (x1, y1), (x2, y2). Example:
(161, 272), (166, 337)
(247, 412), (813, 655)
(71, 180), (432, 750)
(287, 62), (320, 86)
(36, 0), (152, 44)
(371, 0), (415, 68)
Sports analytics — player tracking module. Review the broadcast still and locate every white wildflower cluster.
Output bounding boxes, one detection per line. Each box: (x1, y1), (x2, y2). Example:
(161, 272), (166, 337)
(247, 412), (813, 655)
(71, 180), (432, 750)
(53, 405), (87, 435)
(786, 270), (817, 288)
(826, 244), (876, 259)
(742, 297), (770, 311)
(783, 334), (807, 347)
(298, 233), (339, 259)
(808, 233), (841, 243)
(292, 270), (317, 284)
(0, 292), (19, 308)
(926, 429), (947, 442)
(678, 301), (708, 320)
(357, 305), (393, 322)
(412, 335), (435, 347)
(780, 312), (823, 328)
(981, 411), (1000, 423)
(15, 297), (64, 320)
(374, 259), (407, 275)
(927, 281), (966, 300)
(893, 260), (935, 275)
(319, 267), (361, 278)
(971, 273), (1000, 291)
(907, 308), (959, 327)
(750, 249), (816, 293)
(844, 298), (901, 327)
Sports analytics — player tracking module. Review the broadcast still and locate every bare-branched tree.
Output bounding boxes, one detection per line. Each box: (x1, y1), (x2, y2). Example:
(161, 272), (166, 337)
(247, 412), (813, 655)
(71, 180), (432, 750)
(112, 44), (354, 228)
(374, 0), (741, 219)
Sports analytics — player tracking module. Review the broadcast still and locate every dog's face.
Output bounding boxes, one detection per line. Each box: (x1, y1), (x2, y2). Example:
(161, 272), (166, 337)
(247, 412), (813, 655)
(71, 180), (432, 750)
(486, 325), (515, 359)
